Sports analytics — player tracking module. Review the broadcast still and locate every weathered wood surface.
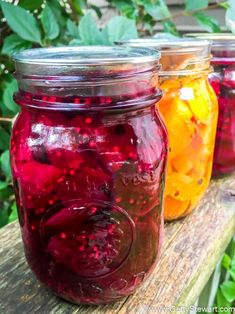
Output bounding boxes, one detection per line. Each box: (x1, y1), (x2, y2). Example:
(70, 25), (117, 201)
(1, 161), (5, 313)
(0, 176), (235, 314)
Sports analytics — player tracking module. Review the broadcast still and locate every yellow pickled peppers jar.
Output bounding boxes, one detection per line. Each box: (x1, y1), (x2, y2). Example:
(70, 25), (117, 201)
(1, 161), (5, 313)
(117, 38), (218, 221)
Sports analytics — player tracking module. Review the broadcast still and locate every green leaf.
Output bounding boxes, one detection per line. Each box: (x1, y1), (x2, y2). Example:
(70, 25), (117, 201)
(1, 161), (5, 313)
(8, 202), (18, 223)
(90, 4), (103, 19)
(222, 253), (231, 270)
(108, 0), (137, 19)
(69, 39), (84, 46)
(19, 0), (43, 11)
(47, 0), (66, 27)
(219, 2), (229, 9)
(231, 254), (235, 270)
(0, 181), (8, 190)
(41, 4), (60, 40)
(226, 0), (235, 33)
(105, 16), (138, 44)
(101, 27), (112, 45)
(230, 269), (235, 281)
(144, 0), (171, 21)
(78, 13), (104, 45)
(185, 0), (208, 12)
(163, 21), (180, 36)
(71, 0), (86, 15)
(193, 12), (221, 32)
(0, 105), (12, 117)
(220, 281), (235, 303)
(217, 289), (231, 314)
(0, 127), (10, 151)
(2, 34), (32, 56)
(141, 14), (155, 34)
(1, 2), (42, 44)
(66, 20), (80, 39)
(0, 186), (12, 201)
(0, 202), (10, 228)
(205, 260), (223, 309)
(3, 79), (19, 115)
(226, 11), (235, 33)
(0, 150), (11, 180)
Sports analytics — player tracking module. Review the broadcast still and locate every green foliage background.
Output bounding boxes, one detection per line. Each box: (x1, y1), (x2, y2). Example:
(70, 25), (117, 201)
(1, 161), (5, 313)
(0, 0), (235, 311)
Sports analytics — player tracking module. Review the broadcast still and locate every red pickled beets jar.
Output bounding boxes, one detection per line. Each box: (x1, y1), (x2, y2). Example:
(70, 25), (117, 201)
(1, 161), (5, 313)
(186, 33), (235, 177)
(11, 47), (167, 304)
(208, 36), (235, 177)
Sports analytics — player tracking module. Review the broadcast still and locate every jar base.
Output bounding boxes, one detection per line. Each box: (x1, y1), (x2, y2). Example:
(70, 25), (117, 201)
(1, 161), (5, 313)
(55, 291), (129, 305)
(35, 276), (132, 305)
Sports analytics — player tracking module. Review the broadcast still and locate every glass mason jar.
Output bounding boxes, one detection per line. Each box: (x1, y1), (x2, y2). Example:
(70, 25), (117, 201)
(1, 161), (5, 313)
(186, 33), (235, 177)
(117, 39), (218, 221)
(10, 47), (168, 304)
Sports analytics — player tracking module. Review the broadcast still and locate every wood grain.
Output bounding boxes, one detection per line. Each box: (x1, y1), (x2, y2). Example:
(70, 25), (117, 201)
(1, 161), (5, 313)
(0, 176), (235, 314)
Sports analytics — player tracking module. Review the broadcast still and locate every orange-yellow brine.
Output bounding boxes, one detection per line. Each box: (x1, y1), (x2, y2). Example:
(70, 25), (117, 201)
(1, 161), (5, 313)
(117, 38), (218, 220)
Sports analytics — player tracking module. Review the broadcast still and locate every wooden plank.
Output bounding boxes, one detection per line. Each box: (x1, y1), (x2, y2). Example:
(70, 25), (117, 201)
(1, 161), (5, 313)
(0, 176), (235, 314)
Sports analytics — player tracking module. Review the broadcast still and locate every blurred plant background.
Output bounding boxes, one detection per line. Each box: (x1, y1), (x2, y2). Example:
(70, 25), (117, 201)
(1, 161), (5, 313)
(0, 0), (235, 311)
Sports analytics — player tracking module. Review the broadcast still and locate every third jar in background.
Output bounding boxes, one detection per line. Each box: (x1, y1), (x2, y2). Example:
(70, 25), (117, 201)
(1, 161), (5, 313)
(186, 33), (235, 178)
(117, 39), (218, 221)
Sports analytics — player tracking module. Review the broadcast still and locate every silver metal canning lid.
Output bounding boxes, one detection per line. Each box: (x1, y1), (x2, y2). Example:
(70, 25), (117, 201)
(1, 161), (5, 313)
(116, 38), (212, 75)
(12, 46), (161, 66)
(116, 38), (212, 55)
(185, 33), (235, 48)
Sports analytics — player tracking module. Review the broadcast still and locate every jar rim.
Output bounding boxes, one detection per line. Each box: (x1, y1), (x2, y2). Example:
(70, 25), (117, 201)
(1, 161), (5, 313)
(184, 33), (235, 61)
(116, 38), (212, 75)
(185, 33), (235, 47)
(116, 38), (212, 54)
(12, 46), (161, 66)
(185, 32), (235, 40)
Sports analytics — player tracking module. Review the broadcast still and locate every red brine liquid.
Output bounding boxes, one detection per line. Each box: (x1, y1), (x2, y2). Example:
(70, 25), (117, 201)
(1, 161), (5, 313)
(209, 54), (235, 177)
(11, 90), (167, 304)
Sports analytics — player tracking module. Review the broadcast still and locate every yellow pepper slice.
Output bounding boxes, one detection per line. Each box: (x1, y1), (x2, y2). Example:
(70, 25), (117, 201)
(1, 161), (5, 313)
(165, 172), (205, 202)
(181, 79), (211, 123)
(158, 98), (195, 158)
(158, 75), (218, 221)
(164, 196), (190, 220)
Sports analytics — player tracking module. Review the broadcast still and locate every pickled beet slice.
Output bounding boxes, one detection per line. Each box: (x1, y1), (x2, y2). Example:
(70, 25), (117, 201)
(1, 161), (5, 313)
(31, 125), (83, 169)
(11, 111), (33, 175)
(16, 161), (61, 210)
(56, 164), (113, 203)
(113, 163), (162, 217)
(118, 210), (160, 280)
(95, 124), (138, 166)
(48, 147), (84, 169)
(41, 201), (134, 277)
(19, 161), (61, 193)
(209, 77), (220, 95)
(134, 220), (160, 269)
(209, 58), (235, 176)
(32, 145), (51, 165)
(223, 65), (235, 88)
